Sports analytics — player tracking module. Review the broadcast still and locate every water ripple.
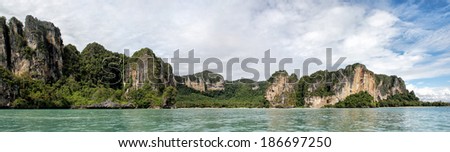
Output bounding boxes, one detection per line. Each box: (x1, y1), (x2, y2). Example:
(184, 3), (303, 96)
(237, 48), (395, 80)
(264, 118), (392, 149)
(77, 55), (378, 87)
(0, 108), (449, 132)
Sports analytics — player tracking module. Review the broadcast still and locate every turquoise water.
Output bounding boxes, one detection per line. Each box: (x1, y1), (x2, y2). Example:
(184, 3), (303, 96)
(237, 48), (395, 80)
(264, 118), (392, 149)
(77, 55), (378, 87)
(0, 107), (449, 132)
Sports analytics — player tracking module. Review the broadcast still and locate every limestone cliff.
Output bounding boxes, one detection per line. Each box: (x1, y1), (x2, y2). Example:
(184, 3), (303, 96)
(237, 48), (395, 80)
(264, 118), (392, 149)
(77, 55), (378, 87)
(0, 15), (64, 83)
(19, 15), (64, 82)
(0, 15), (67, 106)
(7, 17), (26, 73)
(125, 48), (175, 91)
(265, 71), (298, 108)
(298, 63), (408, 108)
(176, 70), (225, 92)
(0, 17), (10, 68)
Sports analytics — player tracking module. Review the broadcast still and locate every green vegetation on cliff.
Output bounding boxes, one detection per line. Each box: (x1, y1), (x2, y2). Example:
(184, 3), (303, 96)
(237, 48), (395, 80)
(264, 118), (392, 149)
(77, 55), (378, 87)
(125, 83), (160, 108)
(62, 44), (81, 79)
(162, 86), (178, 108)
(80, 42), (126, 89)
(127, 48), (174, 93)
(1, 41), (174, 109)
(327, 90), (450, 108)
(0, 66), (15, 86)
(176, 80), (269, 108)
(0, 15), (448, 109)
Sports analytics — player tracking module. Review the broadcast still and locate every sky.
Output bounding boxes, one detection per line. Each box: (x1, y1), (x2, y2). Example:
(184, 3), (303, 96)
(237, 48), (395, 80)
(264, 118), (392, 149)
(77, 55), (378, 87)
(0, 0), (449, 101)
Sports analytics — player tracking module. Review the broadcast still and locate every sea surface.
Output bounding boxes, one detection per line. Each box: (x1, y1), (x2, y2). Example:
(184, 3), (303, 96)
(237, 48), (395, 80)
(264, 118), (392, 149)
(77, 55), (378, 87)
(0, 107), (449, 132)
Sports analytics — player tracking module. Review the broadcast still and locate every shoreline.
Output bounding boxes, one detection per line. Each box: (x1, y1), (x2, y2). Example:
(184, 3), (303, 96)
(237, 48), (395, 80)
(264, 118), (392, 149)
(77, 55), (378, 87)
(0, 106), (448, 110)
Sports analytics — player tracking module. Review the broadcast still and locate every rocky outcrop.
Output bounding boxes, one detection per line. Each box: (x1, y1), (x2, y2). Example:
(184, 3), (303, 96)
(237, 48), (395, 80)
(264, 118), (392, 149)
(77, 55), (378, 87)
(0, 17), (10, 69)
(0, 15), (66, 107)
(299, 63), (408, 108)
(0, 15), (63, 83)
(265, 71), (298, 108)
(177, 70), (225, 92)
(21, 15), (63, 82)
(125, 48), (175, 91)
(7, 17), (26, 73)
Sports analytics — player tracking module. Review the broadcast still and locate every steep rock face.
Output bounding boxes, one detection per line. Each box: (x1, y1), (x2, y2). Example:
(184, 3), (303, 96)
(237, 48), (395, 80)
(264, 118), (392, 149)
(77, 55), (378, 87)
(7, 17), (26, 73)
(0, 17), (10, 68)
(125, 48), (175, 91)
(1, 15), (65, 104)
(265, 71), (298, 108)
(21, 15), (63, 82)
(0, 15), (64, 83)
(299, 63), (408, 108)
(177, 70), (225, 92)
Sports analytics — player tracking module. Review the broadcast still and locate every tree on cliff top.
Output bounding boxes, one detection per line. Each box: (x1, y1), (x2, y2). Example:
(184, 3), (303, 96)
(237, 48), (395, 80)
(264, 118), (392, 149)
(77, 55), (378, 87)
(62, 44), (81, 80)
(80, 42), (125, 89)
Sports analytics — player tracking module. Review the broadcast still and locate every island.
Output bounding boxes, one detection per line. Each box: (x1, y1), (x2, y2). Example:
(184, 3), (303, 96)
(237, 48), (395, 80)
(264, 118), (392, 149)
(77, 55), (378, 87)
(0, 15), (448, 109)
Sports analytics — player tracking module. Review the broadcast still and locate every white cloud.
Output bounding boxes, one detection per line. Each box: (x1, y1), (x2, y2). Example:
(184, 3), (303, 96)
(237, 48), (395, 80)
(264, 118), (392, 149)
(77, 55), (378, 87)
(401, 25), (450, 56)
(407, 84), (450, 102)
(0, 0), (449, 100)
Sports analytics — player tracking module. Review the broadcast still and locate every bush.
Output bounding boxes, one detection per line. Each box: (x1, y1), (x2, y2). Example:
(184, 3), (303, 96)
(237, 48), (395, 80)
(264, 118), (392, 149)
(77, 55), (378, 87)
(335, 91), (375, 108)
(127, 83), (160, 108)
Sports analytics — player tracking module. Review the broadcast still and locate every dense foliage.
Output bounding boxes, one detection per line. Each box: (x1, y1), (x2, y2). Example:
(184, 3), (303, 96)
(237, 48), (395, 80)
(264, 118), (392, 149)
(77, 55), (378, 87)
(334, 91), (376, 108)
(175, 81), (269, 108)
(62, 44), (81, 79)
(377, 91), (442, 107)
(126, 83), (161, 108)
(0, 66), (15, 86)
(328, 91), (449, 108)
(162, 86), (178, 108)
(80, 42), (126, 89)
